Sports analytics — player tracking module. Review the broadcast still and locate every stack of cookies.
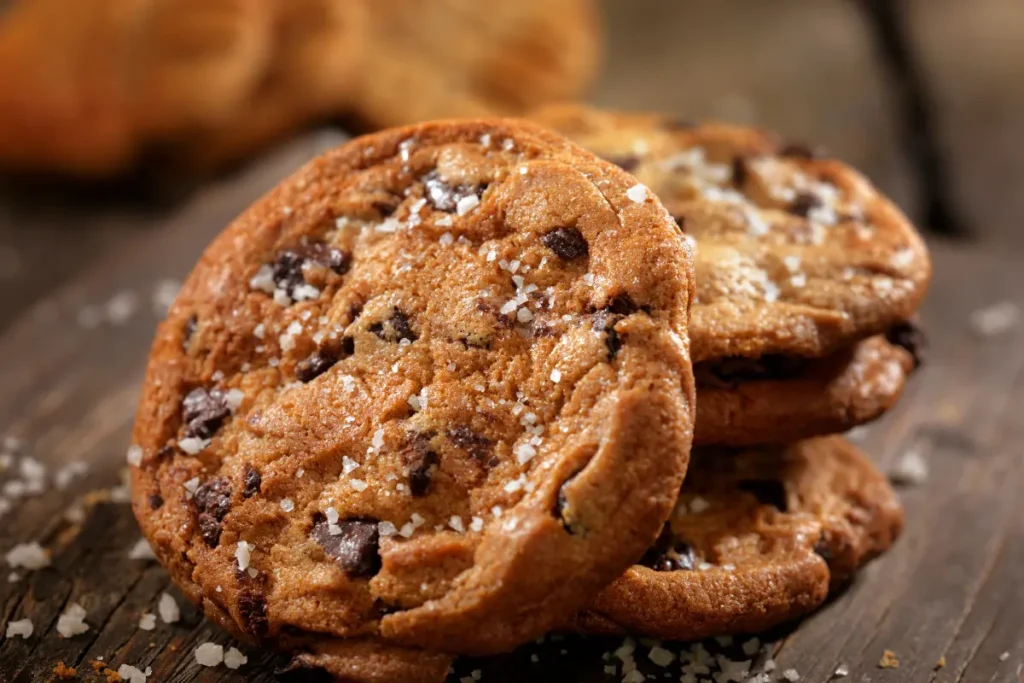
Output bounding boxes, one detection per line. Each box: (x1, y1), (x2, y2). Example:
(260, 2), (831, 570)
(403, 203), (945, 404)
(128, 112), (930, 681)
(533, 104), (931, 639)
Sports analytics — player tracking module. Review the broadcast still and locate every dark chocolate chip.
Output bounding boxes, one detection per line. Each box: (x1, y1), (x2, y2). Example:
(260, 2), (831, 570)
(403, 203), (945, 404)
(371, 196), (401, 217)
(183, 315), (197, 351)
(148, 494), (164, 510)
(812, 533), (832, 562)
(554, 474), (584, 534)
(194, 478), (232, 547)
(374, 598), (402, 617)
(885, 321), (926, 369)
(672, 215), (686, 232)
(181, 387), (230, 440)
(275, 658), (334, 683)
(238, 587), (268, 637)
(606, 155), (641, 172)
(402, 433), (438, 497)
(640, 525), (695, 572)
(693, 355), (809, 389)
(779, 142), (823, 159)
(310, 518), (381, 577)
(340, 335), (355, 356)
(422, 170), (484, 212)
(592, 311), (624, 360)
(738, 479), (789, 512)
(605, 294), (639, 316)
(296, 348), (339, 383)
(271, 243), (351, 297)
(156, 445), (175, 460)
(242, 466), (262, 499)
(732, 156), (749, 187)
(369, 310), (417, 343)
(788, 192), (821, 218)
(541, 227), (589, 260)
(446, 426), (492, 464)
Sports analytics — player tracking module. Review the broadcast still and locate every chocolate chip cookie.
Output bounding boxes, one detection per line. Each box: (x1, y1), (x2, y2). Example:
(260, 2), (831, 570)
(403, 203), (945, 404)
(695, 334), (916, 445)
(531, 103), (932, 362)
(570, 435), (903, 639)
(130, 119), (696, 661)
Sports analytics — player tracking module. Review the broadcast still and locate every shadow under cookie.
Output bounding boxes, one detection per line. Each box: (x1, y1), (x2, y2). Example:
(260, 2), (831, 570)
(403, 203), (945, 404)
(694, 333), (916, 446)
(569, 435), (904, 640)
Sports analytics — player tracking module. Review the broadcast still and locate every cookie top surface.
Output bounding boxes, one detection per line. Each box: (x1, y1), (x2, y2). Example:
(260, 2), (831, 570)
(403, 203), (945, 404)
(694, 333), (915, 446)
(531, 104), (932, 362)
(130, 118), (696, 655)
(573, 435), (903, 639)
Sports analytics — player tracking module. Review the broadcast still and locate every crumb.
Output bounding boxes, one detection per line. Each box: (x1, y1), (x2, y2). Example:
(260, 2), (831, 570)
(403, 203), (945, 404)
(53, 661), (76, 679)
(879, 650), (900, 669)
(91, 660), (107, 672)
(935, 656), (946, 669)
(104, 670), (122, 683)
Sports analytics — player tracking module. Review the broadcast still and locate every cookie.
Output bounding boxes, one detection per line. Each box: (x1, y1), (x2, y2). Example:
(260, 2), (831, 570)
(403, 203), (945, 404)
(348, 0), (601, 129)
(531, 104), (932, 363)
(130, 119), (696, 658)
(570, 435), (904, 639)
(694, 333), (916, 446)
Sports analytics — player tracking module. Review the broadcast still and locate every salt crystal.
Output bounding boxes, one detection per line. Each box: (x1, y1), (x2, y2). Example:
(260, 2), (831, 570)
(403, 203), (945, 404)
(439, 232), (454, 246)
(235, 541), (253, 571)
(224, 646), (248, 669)
(741, 637), (760, 656)
(626, 184), (648, 203)
(178, 437), (209, 455)
(350, 478), (368, 492)
(515, 443), (537, 465)
(183, 477), (201, 498)
(158, 593), (180, 623)
(326, 507), (340, 525)
(5, 542), (49, 569)
(689, 496), (710, 514)
(833, 663), (849, 677)
(449, 515), (465, 533)
(128, 539), (155, 560)
(971, 301), (1020, 337)
(126, 445), (143, 467)
(138, 613), (156, 631)
(469, 516), (484, 532)
(782, 668), (800, 681)
(56, 603), (89, 637)
(648, 645), (675, 666)
(372, 429), (385, 451)
(5, 618), (32, 639)
(457, 195), (480, 216)
(280, 498), (295, 513)
(890, 450), (928, 485)
(249, 265), (275, 293)
(117, 664), (148, 683)
(224, 389), (245, 412)
(436, 215), (454, 227)
(194, 642), (224, 667)
(516, 307), (534, 323)
(378, 521), (398, 536)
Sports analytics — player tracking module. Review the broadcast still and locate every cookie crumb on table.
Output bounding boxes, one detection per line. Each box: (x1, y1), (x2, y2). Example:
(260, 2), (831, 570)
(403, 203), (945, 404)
(879, 649), (900, 668)
(53, 661), (76, 679)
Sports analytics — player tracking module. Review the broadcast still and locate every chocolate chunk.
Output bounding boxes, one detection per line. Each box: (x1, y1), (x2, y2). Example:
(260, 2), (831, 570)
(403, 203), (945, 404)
(181, 387), (230, 440)
(605, 294), (639, 316)
(738, 479), (788, 512)
(296, 348), (339, 383)
(310, 518), (381, 577)
(242, 466), (262, 499)
(275, 659), (334, 683)
(885, 321), (926, 369)
(812, 533), (832, 562)
(371, 196), (402, 217)
(446, 426), (492, 464)
(541, 227), (588, 260)
(732, 156), (749, 187)
(779, 142), (822, 159)
(788, 192), (821, 218)
(148, 494), (164, 510)
(156, 445), (175, 460)
(183, 315), (197, 351)
(694, 355), (809, 389)
(554, 474), (584, 534)
(271, 243), (352, 297)
(422, 170), (484, 212)
(640, 525), (695, 572)
(369, 310), (417, 343)
(605, 155), (640, 172)
(672, 215), (686, 232)
(592, 311), (624, 360)
(402, 433), (438, 497)
(238, 587), (268, 637)
(340, 335), (355, 356)
(194, 478), (232, 547)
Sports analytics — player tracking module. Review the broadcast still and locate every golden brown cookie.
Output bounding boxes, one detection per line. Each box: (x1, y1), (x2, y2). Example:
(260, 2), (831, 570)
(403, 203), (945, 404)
(570, 435), (904, 639)
(130, 119), (696, 660)
(348, 0), (601, 129)
(531, 103), (932, 363)
(694, 333), (916, 446)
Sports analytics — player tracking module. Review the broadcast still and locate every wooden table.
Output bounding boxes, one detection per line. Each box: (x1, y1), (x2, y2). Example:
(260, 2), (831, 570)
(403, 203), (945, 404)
(1, 126), (1022, 681)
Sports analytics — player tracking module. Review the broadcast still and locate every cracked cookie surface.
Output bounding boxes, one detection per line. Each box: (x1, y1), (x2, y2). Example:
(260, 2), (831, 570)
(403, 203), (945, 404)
(129, 118), (696, 660)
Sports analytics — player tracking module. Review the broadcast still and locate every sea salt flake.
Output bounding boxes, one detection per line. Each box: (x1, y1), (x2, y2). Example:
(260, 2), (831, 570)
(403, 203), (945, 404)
(782, 668), (800, 681)
(249, 265), (275, 293)
(516, 307), (533, 323)
(195, 642), (224, 667)
(235, 541), (253, 572)
(439, 232), (455, 246)
(515, 443), (537, 465)
(648, 646), (675, 666)
(6, 542), (49, 569)
(56, 603), (89, 637)
(350, 478), (368, 492)
(280, 498), (295, 512)
(5, 618), (32, 639)
(626, 183), (648, 203)
(372, 429), (385, 451)
(126, 445), (143, 466)
(689, 496), (710, 514)
(224, 389), (245, 412)
(833, 663), (849, 678)
(890, 450), (928, 485)
(158, 593), (180, 624)
(128, 538), (156, 560)
(183, 477), (201, 498)
(971, 301), (1020, 336)
(224, 647), (248, 669)
(178, 437), (209, 455)
(138, 613), (156, 631)
(378, 521), (398, 536)
(449, 515), (465, 533)
(117, 664), (149, 683)
(456, 195), (480, 216)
